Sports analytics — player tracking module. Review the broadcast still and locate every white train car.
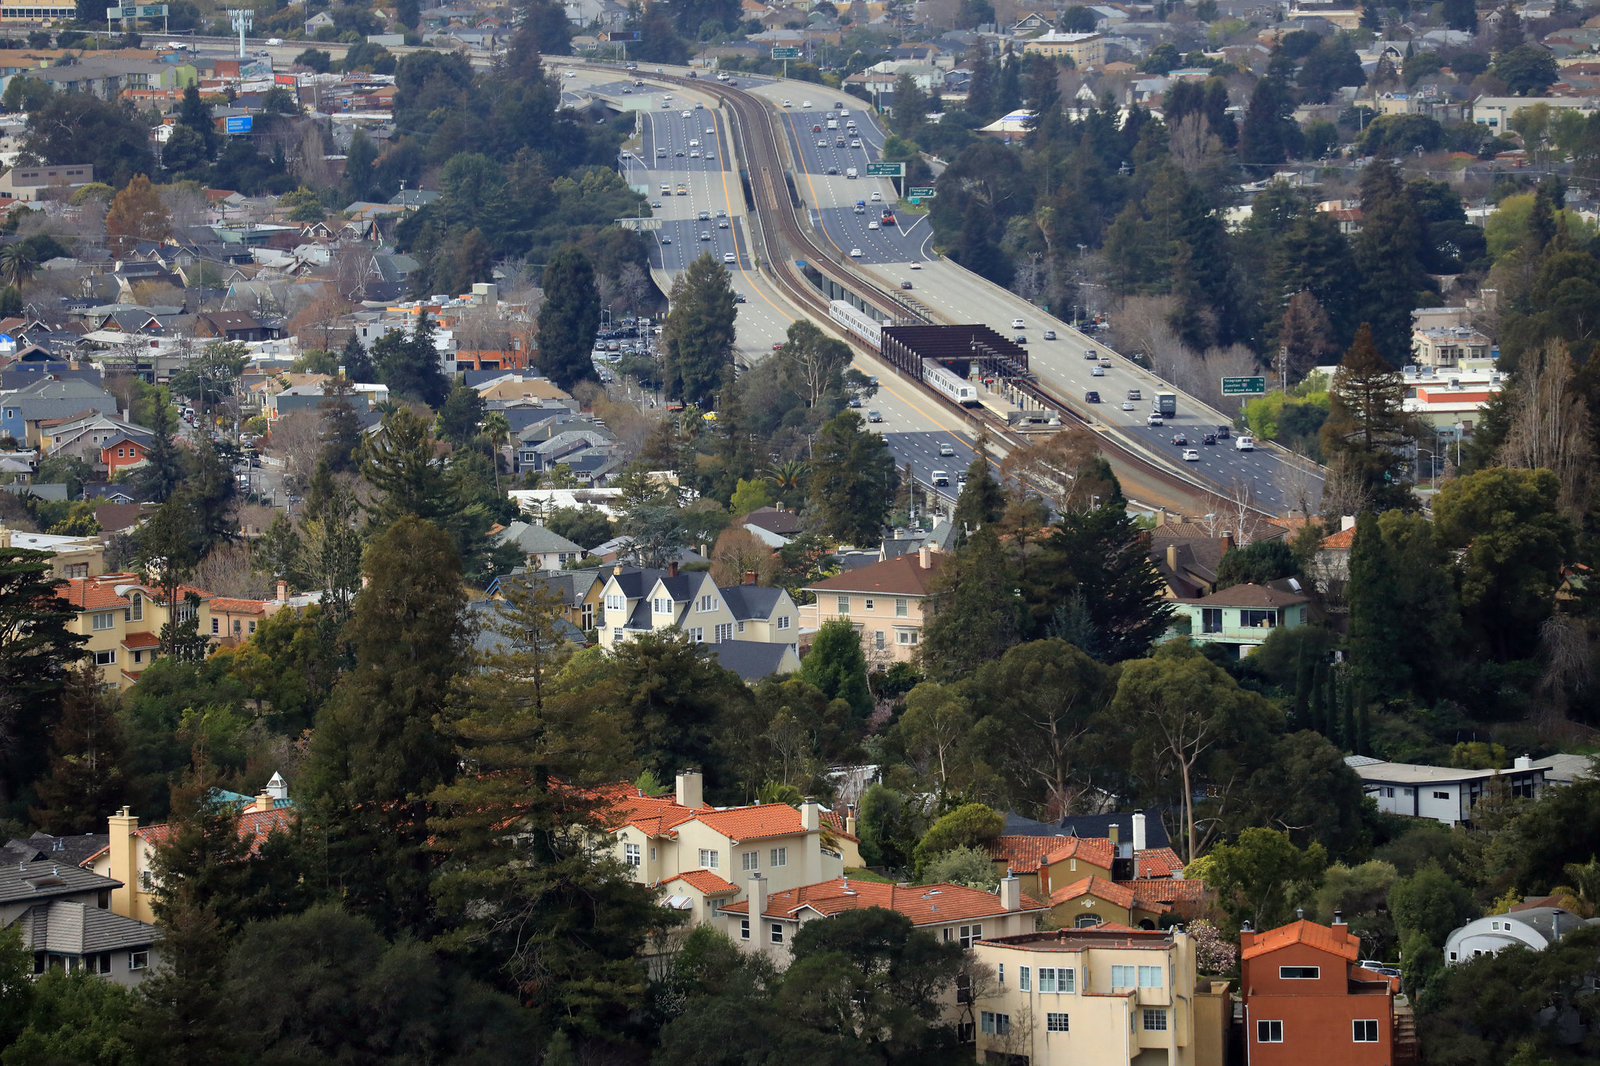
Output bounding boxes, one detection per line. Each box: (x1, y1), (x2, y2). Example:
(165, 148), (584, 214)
(828, 299), (884, 351)
(922, 359), (979, 407)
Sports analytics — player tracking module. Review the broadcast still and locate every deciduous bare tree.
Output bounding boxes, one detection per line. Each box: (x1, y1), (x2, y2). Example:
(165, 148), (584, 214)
(999, 424), (1116, 512)
(1498, 339), (1592, 517)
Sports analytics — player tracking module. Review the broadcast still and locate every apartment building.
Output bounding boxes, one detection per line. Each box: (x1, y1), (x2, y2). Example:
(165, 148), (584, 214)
(54, 573), (216, 688)
(799, 545), (944, 663)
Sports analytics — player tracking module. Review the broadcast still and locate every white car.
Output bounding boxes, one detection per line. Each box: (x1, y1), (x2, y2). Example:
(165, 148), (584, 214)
(1121, 400), (1134, 411)
(870, 191), (883, 202)
(689, 149), (700, 157)
(700, 232), (712, 240)
(723, 252), (736, 263)
(1146, 413), (1164, 426)
(909, 262), (921, 269)
(1091, 366), (1104, 376)
(1011, 318), (1026, 329)
(802, 99), (813, 108)
(1183, 449), (1200, 462)
(817, 139), (827, 147)
(689, 139), (700, 147)
(867, 220), (879, 230)
(705, 127), (714, 135)
(839, 109), (850, 116)
(681, 110), (691, 117)
(849, 247), (863, 257)
(782, 99), (792, 107)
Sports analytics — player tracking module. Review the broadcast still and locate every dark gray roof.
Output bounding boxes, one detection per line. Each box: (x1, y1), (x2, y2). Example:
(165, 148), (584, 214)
(492, 568), (600, 606)
(0, 858), (121, 905)
(708, 640), (797, 682)
(494, 520), (585, 556)
(465, 598), (586, 657)
(0, 832), (110, 869)
(721, 584), (783, 620)
(17, 899), (161, 955)
(1504, 906), (1600, 943)
(1002, 810), (1173, 851)
(606, 566), (667, 599)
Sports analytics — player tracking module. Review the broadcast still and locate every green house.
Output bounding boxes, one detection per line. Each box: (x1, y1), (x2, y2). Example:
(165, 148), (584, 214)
(1167, 582), (1310, 658)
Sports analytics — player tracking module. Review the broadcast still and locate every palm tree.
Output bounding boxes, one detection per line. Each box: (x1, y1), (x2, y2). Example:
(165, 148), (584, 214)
(481, 410), (511, 491)
(763, 459), (809, 505)
(0, 243), (36, 292)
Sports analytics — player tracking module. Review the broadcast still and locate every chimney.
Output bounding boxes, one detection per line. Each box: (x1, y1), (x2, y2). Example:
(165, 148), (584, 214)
(675, 769), (703, 809)
(999, 872), (1021, 912)
(276, 578), (288, 603)
(1221, 528), (1234, 552)
(613, 563), (624, 576)
(1340, 514), (1357, 532)
(1333, 910), (1345, 926)
(918, 545), (932, 569)
(1156, 507), (1168, 527)
(107, 806), (140, 918)
(253, 790), (274, 813)
(846, 804), (857, 837)
(1108, 822), (1119, 847)
(1296, 907), (1304, 920)
(1514, 754), (1532, 771)
(744, 569), (757, 585)
(667, 560), (679, 578)
(266, 771), (288, 801)
(1166, 544), (1179, 573)
(749, 872), (768, 929)
(1132, 811), (1147, 853)
(800, 796), (820, 832)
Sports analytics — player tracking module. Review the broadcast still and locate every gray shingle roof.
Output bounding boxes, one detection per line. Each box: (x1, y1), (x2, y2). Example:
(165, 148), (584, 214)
(17, 899), (162, 955)
(708, 640), (797, 682)
(495, 521), (585, 556)
(0, 859), (121, 906)
(721, 585), (782, 620)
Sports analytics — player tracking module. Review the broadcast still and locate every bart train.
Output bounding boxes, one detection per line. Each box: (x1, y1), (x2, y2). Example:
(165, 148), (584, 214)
(827, 300), (981, 407)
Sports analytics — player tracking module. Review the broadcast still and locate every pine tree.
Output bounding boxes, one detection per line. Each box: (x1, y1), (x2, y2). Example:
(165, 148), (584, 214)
(920, 526), (1023, 681)
(30, 664), (126, 835)
(1354, 158), (1431, 361)
(1321, 323), (1410, 508)
(662, 252), (737, 408)
(951, 441), (1004, 546)
(536, 244), (602, 392)
(808, 410), (897, 546)
(0, 545), (88, 808)
(135, 391), (185, 503)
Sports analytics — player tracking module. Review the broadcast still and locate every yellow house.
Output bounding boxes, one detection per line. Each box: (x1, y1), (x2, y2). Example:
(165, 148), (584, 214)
(54, 573), (217, 688)
(85, 782), (294, 924)
(989, 835), (1116, 900)
(1021, 32), (1105, 68)
(799, 546), (945, 664)
(971, 927), (1230, 1066)
(1047, 875), (1172, 930)
(1, 525), (105, 579)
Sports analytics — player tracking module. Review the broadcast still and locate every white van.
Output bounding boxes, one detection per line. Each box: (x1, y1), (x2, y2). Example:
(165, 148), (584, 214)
(931, 470), (949, 486)
(1235, 435), (1255, 451)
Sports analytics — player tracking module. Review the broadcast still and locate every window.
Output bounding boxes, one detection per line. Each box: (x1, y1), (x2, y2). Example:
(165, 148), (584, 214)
(1074, 914), (1102, 928)
(1381, 786), (1395, 798)
(981, 1011), (1012, 1036)
(957, 1022), (975, 1043)
(770, 923), (784, 945)
(1257, 1020), (1283, 1043)
(1353, 1020), (1379, 1042)
(211, 618), (220, 634)
(624, 843), (641, 868)
(742, 851), (759, 872)
(715, 622), (733, 642)
(699, 594), (713, 611)
(864, 598), (875, 611)
(649, 847), (657, 862)
(770, 847), (787, 866)
(958, 924), (983, 947)
(777, 615), (790, 630)
(1279, 966), (1319, 980)
(697, 849), (720, 870)
(1039, 966), (1071, 993)
(1143, 1009), (1167, 1032)
(836, 596), (850, 613)
(65, 563), (89, 579)
(233, 620), (242, 635)
(895, 597), (908, 617)
(897, 630), (919, 645)
(92, 611), (116, 631)
(688, 627), (704, 643)
(1046, 1012), (1069, 1033)
(94, 649), (115, 666)
(998, 964), (1004, 985)
(139, 871), (153, 890)
(1138, 965), (1163, 988)
(653, 597), (670, 614)
(129, 951), (149, 971)
(1432, 790), (1450, 800)
(739, 919), (749, 940)
(1111, 965), (1136, 988)
(130, 594), (142, 621)
(611, 628), (622, 642)
(1019, 966), (1030, 992)
(1201, 607), (1222, 633)
(94, 953), (111, 974)
(874, 631), (885, 650)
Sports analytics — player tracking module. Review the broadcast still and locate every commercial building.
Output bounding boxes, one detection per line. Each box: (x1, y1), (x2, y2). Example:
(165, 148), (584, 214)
(1020, 32), (1106, 68)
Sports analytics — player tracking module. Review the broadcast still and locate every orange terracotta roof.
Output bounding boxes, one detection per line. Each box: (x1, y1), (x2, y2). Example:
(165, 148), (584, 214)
(1134, 847), (1184, 878)
(1242, 919), (1360, 962)
(55, 574), (213, 612)
(84, 807), (295, 866)
(1123, 878), (1208, 904)
(209, 597), (267, 614)
(1049, 875), (1140, 910)
(120, 632), (161, 650)
(598, 789), (708, 837)
(696, 803), (811, 842)
(593, 783), (848, 843)
(721, 877), (1046, 924)
(989, 834), (1114, 874)
(1321, 525), (1356, 549)
(659, 869), (739, 895)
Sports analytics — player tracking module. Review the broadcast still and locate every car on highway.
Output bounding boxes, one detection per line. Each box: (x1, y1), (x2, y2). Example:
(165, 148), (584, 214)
(1090, 365), (1104, 376)
(817, 139), (827, 147)
(723, 252), (736, 263)
(1216, 425), (1230, 439)
(689, 139), (700, 148)
(1043, 330), (1056, 340)
(689, 149), (700, 157)
(900, 280), (912, 289)
(1014, 334), (1027, 344)
(1203, 433), (1217, 445)
(621, 86), (632, 93)
(700, 231), (711, 240)
(931, 470), (949, 486)
(1085, 391), (1101, 403)
(939, 442), (954, 456)
(1146, 413), (1164, 426)
(850, 139), (862, 148)
(1120, 400), (1134, 410)
(676, 184), (687, 194)
(867, 220), (879, 230)
(661, 101), (671, 108)
(705, 126), (713, 134)
(1083, 348), (1097, 359)
(675, 149), (685, 156)
(812, 124), (822, 132)
(802, 100), (813, 108)
(867, 410), (883, 422)
(1012, 318), (1026, 329)
(1099, 357), (1112, 367)
(656, 147), (667, 156)
(718, 219), (729, 228)
(834, 101), (845, 108)
(734, 293), (747, 303)
(783, 99), (792, 106)
(1183, 449), (1200, 462)
(1235, 435), (1256, 451)
(650, 201), (662, 208)
(1172, 434), (1188, 446)
(849, 247), (862, 257)
(680, 110), (691, 117)
(848, 397), (861, 407)
(870, 191), (883, 202)
(659, 235), (671, 244)
(699, 210), (711, 220)
(827, 166), (839, 174)
(909, 262), (921, 269)
(1127, 389), (1141, 400)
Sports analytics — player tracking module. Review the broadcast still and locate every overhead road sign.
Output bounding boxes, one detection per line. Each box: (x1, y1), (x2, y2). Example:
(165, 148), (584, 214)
(1221, 376), (1267, 395)
(107, 3), (167, 15)
(907, 186), (935, 198)
(603, 31), (639, 41)
(771, 47), (800, 59)
(866, 162), (903, 178)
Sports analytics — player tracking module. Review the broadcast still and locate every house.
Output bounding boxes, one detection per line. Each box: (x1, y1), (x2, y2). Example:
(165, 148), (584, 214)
(1345, 754), (1549, 827)
(209, 596), (269, 644)
(1412, 323), (1492, 369)
(1021, 32), (1105, 68)
(85, 784), (293, 924)
(799, 545), (944, 663)
(484, 568), (604, 634)
(597, 562), (798, 651)
(708, 639), (801, 681)
(720, 872), (1045, 967)
(1444, 906), (1600, 965)
(0, 858), (162, 986)
(0, 376), (119, 447)
(1046, 875), (1172, 930)
(970, 926), (1230, 1065)
(39, 411), (152, 476)
(194, 310), (278, 343)
(0, 526), (105, 580)
(54, 573), (217, 689)
(600, 771), (858, 918)
(1472, 94), (1597, 131)
(1150, 527), (1237, 599)
(740, 505), (805, 548)
(1240, 916), (1402, 1066)
(494, 520), (588, 570)
(1167, 582), (1311, 657)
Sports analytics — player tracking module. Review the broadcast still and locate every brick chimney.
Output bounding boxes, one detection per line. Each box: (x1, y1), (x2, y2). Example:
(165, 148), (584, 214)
(107, 806), (140, 918)
(1221, 528), (1234, 552)
(675, 769), (703, 809)
(667, 560), (679, 578)
(744, 570), (757, 585)
(276, 578), (288, 603)
(918, 545), (932, 569)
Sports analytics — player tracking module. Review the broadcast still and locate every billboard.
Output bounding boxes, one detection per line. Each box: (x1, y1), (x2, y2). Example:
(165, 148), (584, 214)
(106, 3), (167, 16)
(226, 115), (253, 134)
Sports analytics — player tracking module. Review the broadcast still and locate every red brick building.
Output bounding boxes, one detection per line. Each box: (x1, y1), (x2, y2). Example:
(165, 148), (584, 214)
(1240, 918), (1398, 1066)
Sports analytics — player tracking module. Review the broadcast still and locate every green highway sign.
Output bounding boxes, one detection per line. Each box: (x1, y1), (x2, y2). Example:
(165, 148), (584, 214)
(1221, 376), (1267, 395)
(107, 3), (166, 15)
(865, 162), (904, 178)
(770, 47), (800, 59)
(907, 186), (935, 197)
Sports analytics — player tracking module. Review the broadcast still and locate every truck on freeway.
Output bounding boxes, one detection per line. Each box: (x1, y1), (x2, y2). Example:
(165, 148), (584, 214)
(1155, 392), (1176, 419)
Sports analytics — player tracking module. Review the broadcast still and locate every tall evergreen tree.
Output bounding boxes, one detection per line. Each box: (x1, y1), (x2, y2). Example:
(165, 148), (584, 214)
(919, 526), (1023, 682)
(301, 516), (467, 936)
(372, 311), (449, 408)
(1028, 502), (1172, 662)
(0, 545), (88, 809)
(1354, 159), (1431, 361)
(662, 252), (737, 408)
(951, 444), (1004, 546)
(808, 410), (897, 546)
(800, 617), (873, 723)
(1321, 324), (1411, 509)
(536, 244), (601, 392)
(29, 664), (125, 835)
(135, 391), (185, 503)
